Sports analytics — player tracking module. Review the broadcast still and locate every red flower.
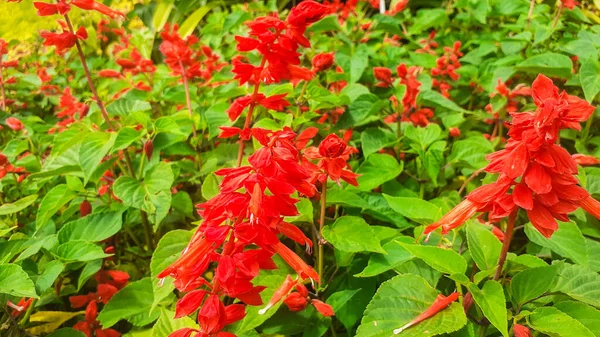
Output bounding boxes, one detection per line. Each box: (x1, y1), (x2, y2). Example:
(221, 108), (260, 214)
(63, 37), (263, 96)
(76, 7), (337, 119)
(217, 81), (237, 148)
(426, 75), (599, 239)
(561, 0), (578, 10)
(449, 127), (461, 137)
(7, 298), (33, 318)
(311, 299), (334, 317)
(80, 200), (92, 217)
(373, 67), (393, 87)
(5, 117), (23, 131)
(312, 53), (335, 72)
(572, 154), (600, 166)
(387, 0), (409, 15)
(98, 69), (121, 78)
(304, 134), (359, 186)
(393, 292), (459, 334)
(319, 134), (347, 158)
(73, 301), (121, 337)
(284, 292), (309, 312)
(34, 0), (123, 18)
(513, 324), (532, 337)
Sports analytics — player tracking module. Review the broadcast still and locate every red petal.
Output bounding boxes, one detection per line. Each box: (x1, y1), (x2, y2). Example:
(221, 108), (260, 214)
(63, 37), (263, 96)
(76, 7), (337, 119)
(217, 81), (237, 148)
(531, 74), (558, 106)
(174, 290), (208, 318)
(503, 145), (529, 179)
(312, 299), (334, 317)
(513, 184), (533, 210)
(526, 202), (558, 238)
(168, 328), (198, 337)
(524, 163), (552, 194)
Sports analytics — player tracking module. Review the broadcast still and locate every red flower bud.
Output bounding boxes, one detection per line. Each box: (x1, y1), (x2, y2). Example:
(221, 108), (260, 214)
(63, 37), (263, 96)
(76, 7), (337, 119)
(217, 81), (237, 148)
(449, 127), (461, 137)
(98, 69), (121, 78)
(513, 324), (532, 337)
(311, 299), (334, 317)
(318, 134), (347, 158)
(144, 140), (154, 161)
(80, 200), (91, 217)
(283, 292), (308, 312)
(312, 53), (334, 72)
(5, 117), (23, 131)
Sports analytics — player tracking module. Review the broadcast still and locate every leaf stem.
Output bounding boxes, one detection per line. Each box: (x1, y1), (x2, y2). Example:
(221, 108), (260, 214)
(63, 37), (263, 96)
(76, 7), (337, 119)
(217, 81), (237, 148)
(318, 177), (328, 288)
(552, 2), (563, 29)
(0, 63), (6, 111)
(527, 0), (535, 29)
(178, 59), (197, 140)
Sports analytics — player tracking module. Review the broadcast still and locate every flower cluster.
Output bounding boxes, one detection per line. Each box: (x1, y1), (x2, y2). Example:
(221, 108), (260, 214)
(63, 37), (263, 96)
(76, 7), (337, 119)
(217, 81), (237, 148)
(262, 275), (333, 316)
(431, 41), (462, 98)
(48, 87), (89, 133)
(0, 152), (26, 182)
(425, 75), (600, 238)
(0, 38), (19, 110)
(160, 24), (226, 84)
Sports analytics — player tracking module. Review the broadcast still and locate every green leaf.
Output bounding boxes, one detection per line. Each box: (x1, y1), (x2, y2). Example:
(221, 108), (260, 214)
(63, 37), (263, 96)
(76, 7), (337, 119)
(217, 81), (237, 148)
(524, 221), (589, 266)
(322, 216), (385, 254)
(409, 8), (448, 34)
(400, 242), (467, 274)
(150, 230), (192, 314)
(113, 127), (143, 152)
(511, 265), (558, 307)
(404, 124), (443, 150)
(418, 90), (467, 113)
(350, 154), (403, 192)
(468, 281), (508, 337)
(356, 239), (413, 277)
(448, 138), (494, 169)
(383, 195), (442, 225)
(52, 241), (110, 262)
(349, 44), (369, 83)
(529, 307), (594, 337)
(327, 289), (361, 312)
(152, 308), (197, 337)
(398, 243), (468, 275)
(579, 58), (600, 102)
(178, 3), (219, 38)
(0, 194), (37, 215)
(466, 222), (501, 271)
(555, 301), (600, 336)
(36, 260), (64, 293)
(0, 263), (38, 298)
(57, 211), (123, 244)
(79, 131), (117, 183)
(106, 99), (151, 117)
(356, 274), (467, 337)
(516, 53), (573, 79)
(46, 328), (86, 337)
(78, 259), (102, 291)
(361, 128), (396, 158)
(152, 1), (173, 31)
(98, 278), (159, 328)
(36, 185), (77, 230)
(552, 263), (600, 307)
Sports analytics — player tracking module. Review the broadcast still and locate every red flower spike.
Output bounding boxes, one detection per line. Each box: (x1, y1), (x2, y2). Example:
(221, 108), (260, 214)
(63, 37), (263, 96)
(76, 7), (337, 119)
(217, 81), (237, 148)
(174, 289), (208, 318)
(393, 292), (459, 334)
(513, 324), (532, 337)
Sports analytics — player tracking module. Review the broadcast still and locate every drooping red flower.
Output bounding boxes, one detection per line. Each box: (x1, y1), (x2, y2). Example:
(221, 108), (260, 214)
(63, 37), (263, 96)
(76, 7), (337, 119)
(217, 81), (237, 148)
(572, 154), (600, 166)
(393, 292), (459, 334)
(33, 0), (124, 18)
(7, 298), (33, 318)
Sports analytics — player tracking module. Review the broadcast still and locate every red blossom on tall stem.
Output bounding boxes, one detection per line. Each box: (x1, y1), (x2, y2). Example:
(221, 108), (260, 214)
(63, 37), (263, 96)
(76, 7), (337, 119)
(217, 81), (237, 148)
(431, 41), (462, 98)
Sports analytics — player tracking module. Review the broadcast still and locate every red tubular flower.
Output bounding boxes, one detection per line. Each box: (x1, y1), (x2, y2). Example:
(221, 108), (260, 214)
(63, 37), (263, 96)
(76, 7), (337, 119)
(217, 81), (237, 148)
(273, 242), (320, 282)
(284, 292), (309, 311)
(7, 298), (33, 318)
(5, 117), (23, 131)
(572, 154), (599, 166)
(73, 301), (121, 337)
(393, 292), (459, 334)
(513, 324), (532, 337)
(311, 299), (334, 317)
(561, 0), (578, 10)
(80, 200), (91, 217)
(312, 53), (335, 72)
(259, 275), (297, 314)
(98, 69), (121, 78)
(373, 67), (393, 87)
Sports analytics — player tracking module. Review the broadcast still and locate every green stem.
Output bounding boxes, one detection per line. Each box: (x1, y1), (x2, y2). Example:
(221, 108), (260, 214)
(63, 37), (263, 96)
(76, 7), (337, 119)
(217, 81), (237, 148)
(18, 299), (36, 327)
(494, 209), (517, 280)
(318, 177), (328, 289)
(478, 324), (488, 337)
(0, 63), (6, 111)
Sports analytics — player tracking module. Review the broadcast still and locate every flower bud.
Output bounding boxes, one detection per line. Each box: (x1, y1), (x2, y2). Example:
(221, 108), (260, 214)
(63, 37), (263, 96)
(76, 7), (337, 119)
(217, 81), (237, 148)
(144, 140), (154, 161)
(318, 134), (347, 158)
(80, 200), (91, 217)
(312, 53), (334, 72)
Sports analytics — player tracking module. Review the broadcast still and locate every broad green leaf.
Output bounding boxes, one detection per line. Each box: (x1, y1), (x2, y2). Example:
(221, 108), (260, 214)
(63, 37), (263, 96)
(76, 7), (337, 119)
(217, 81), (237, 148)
(552, 263), (600, 307)
(466, 222), (501, 271)
(98, 278), (159, 327)
(409, 8), (448, 34)
(350, 44), (369, 83)
(383, 195), (442, 225)
(52, 241), (110, 262)
(327, 289), (361, 312)
(404, 124), (443, 150)
(106, 99), (151, 117)
(350, 154), (403, 191)
(524, 221), (589, 266)
(468, 281), (508, 337)
(201, 173), (219, 200)
(516, 53), (573, 79)
(0, 263), (38, 298)
(57, 211), (123, 244)
(178, 3), (219, 38)
(356, 274), (467, 337)
(36, 185), (77, 229)
(0, 194), (37, 215)
(152, 308), (197, 337)
(398, 243), (467, 275)
(555, 301), (600, 336)
(529, 307), (594, 337)
(579, 58), (600, 102)
(150, 230), (192, 314)
(322, 216), (385, 254)
(418, 90), (467, 113)
(113, 127), (143, 151)
(36, 260), (64, 293)
(511, 265), (558, 307)
(79, 132), (117, 183)
(448, 138), (494, 169)
(356, 240), (413, 277)
(361, 127), (396, 158)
